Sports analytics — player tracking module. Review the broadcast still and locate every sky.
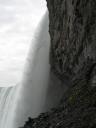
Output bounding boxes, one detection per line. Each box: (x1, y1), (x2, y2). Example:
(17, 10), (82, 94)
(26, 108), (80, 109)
(0, 0), (47, 87)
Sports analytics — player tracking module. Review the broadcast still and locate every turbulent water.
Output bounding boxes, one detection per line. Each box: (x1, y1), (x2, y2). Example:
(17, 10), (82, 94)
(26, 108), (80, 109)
(0, 11), (50, 128)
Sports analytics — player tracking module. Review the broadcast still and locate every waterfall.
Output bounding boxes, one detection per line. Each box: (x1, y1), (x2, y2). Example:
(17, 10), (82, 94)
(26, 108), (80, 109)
(0, 86), (18, 128)
(0, 11), (50, 128)
(0, 9), (67, 128)
(13, 11), (50, 128)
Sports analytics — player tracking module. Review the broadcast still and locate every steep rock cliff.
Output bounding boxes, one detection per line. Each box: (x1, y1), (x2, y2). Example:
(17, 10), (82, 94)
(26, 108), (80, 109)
(21, 0), (96, 128)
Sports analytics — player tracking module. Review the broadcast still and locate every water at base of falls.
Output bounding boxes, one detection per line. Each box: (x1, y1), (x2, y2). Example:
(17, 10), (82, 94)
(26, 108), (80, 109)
(0, 11), (50, 128)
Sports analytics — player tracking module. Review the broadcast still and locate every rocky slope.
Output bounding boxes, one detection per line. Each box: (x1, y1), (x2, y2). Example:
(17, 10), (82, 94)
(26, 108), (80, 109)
(21, 0), (96, 127)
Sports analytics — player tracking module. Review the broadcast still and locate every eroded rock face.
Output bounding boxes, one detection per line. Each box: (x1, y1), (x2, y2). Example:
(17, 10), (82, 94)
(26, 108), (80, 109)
(21, 0), (96, 128)
(47, 0), (96, 85)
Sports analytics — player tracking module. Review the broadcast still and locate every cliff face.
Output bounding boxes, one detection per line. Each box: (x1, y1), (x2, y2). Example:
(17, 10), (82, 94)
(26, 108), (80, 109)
(21, 0), (96, 128)
(47, 0), (96, 86)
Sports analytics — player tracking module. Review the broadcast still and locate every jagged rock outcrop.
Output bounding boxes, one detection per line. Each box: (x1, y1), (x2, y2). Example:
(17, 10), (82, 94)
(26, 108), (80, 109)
(21, 0), (96, 128)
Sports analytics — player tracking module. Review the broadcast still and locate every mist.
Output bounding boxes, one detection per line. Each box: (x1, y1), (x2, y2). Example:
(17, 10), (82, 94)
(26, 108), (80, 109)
(11, 11), (50, 128)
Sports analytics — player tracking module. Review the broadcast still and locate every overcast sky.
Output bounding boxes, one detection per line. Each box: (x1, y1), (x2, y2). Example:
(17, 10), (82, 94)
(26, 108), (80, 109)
(0, 0), (47, 87)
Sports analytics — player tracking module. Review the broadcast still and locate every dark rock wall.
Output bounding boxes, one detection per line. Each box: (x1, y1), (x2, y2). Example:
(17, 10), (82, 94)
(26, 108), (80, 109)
(21, 0), (96, 128)
(47, 0), (96, 86)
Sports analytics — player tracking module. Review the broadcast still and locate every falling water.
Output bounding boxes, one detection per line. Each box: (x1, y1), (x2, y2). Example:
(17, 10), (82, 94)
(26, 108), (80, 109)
(0, 11), (50, 128)
(13, 11), (50, 128)
(0, 86), (18, 128)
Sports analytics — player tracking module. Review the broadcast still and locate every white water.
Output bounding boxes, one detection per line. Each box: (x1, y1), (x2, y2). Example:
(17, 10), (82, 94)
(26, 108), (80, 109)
(0, 11), (50, 128)
(13, 12), (50, 128)
(0, 86), (18, 128)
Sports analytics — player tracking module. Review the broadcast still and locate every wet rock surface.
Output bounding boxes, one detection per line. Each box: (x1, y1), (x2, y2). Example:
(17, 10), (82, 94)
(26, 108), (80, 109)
(21, 0), (96, 127)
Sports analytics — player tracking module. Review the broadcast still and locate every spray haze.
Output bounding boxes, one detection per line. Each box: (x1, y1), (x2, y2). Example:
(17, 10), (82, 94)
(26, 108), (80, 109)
(12, 11), (50, 128)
